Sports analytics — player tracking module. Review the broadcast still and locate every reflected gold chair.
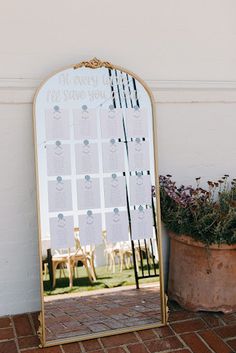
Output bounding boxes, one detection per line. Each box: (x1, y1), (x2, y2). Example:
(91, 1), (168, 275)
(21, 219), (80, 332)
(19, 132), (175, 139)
(102, 230), (135, 273)
(51, 228), (96, 289)
(73, 227), (97, 282)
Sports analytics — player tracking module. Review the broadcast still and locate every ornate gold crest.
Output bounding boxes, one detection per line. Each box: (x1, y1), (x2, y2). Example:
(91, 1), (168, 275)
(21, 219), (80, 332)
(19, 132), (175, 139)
(74, 57), (113, 69)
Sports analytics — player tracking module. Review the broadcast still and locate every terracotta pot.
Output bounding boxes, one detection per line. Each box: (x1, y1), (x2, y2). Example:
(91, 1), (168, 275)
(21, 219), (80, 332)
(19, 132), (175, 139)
(168, 232), (236, 313)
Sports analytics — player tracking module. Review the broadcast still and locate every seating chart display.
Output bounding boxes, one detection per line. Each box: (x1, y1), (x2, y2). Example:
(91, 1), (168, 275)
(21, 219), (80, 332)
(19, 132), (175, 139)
(34, 58), (166, 347)
(35, 64), (157, 250)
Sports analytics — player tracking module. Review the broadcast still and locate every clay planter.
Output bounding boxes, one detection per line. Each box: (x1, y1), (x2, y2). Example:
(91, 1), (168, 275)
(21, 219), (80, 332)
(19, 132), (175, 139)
(168, 232), (236, 313)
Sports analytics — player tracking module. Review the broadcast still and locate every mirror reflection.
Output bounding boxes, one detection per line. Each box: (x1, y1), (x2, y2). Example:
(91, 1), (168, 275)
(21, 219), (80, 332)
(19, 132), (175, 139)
(34, 60), (165, 345)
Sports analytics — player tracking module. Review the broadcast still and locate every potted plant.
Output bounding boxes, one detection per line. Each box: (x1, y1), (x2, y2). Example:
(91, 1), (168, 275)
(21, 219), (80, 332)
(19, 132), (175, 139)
(159, 175), (236, 313)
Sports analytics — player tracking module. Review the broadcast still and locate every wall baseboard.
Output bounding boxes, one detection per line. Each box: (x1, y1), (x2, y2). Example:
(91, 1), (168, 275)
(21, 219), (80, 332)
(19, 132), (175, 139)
(0, 79), (236, 104)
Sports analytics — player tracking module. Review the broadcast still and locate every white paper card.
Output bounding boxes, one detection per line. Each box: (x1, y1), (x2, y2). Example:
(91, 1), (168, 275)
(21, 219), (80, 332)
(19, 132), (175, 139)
(79, 212), (102, 246)
(128, 139), (150, 171)
(102, 141), (125, 173)
(73, 107), (97, 139)
(129, 174), (152, 206)
(75, 141), (99, 174)
(50, 214), (74, 249)
(104, 175), (127, 208)
(77, 176), (101, 210)
(45, 107), (70, 140)
(46, 142), (71, 176)
(126, 107), (148, 138)
(48, 178), (73, 212)
(131, 208), (154, 240)
(100, 107), (124, 139)
(105, 209), (129, 243)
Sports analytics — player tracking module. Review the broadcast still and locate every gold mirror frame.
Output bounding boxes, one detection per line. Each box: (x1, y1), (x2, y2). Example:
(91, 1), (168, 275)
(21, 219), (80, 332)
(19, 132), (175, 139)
(33, 58), (168, 347)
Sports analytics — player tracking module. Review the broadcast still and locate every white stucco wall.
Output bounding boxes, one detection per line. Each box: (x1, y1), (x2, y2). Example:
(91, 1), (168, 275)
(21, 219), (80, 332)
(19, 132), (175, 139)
(0, 0), (236, 315)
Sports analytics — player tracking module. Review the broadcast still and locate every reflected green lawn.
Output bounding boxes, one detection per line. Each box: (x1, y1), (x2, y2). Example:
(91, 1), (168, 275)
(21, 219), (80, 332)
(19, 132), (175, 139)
(43, 264), (159, 296)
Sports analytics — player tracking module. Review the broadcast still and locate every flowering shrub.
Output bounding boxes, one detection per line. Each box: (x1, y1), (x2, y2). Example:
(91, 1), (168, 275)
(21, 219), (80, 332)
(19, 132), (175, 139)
(159, 175), (236, 245)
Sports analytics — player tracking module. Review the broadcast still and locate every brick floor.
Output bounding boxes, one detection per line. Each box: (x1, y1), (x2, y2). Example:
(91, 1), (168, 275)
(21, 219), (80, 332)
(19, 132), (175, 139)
(45, 287), (161, 341)
(0, 301), (235, 353)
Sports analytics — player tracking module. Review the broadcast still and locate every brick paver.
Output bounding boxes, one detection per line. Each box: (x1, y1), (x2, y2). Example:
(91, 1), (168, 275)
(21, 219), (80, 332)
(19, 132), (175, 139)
(199, 330), (233, 353)
(0, 302), (235, 353)
(45, 287), (161, 341)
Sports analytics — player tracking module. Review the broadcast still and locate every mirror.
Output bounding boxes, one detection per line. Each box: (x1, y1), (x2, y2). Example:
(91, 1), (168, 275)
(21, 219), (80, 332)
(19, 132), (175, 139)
(34, 58), (167, 347)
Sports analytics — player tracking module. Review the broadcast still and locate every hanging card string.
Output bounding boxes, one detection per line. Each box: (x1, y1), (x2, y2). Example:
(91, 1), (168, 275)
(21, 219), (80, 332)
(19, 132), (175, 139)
(86, 210), (94, 225)
(56, 176), (64, 191)
(113, 208), (120, 223)
(84, 175), (92, 189)
(81, 105), (89, 119)
(54, 140), (63, 156)
(111, 173), (119, 188)
(109, 138), (117, 153)
(53, 105), (62, 120)
(82, 139), (90, 154)
(57, 213), (66, 228)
